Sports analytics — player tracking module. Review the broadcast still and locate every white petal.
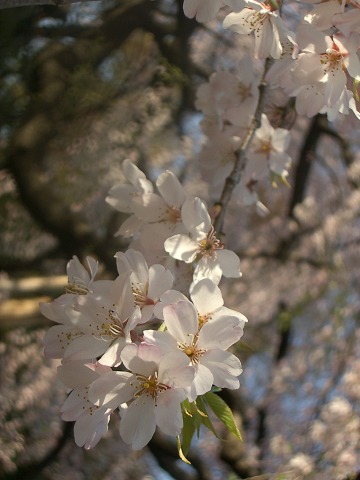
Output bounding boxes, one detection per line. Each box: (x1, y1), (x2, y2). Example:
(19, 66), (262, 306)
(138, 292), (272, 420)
(121, 343), (160, 376)
(163, 301), (198, 341)
(181, 197), (211, 233)
(164, 234), (199, 262)
(120, 396), (156, 450)
(74, 408), (111, 449)
(98, 337), (126, 367)
(156, 170), (186, 208)
(193, 257), (223, 285)
(202, 350), (242, 389)
(57, 361), (99, 388)
(199, 316), (243, 350)
(89, 371), (134, 407)
(63, 334), (108, 362)
(190, 278), (224, 315)
(217, 249), (242, 278)
(188, 363), (214, 400)
(155, 389), (185, 436)
(148, 264), (173, 299)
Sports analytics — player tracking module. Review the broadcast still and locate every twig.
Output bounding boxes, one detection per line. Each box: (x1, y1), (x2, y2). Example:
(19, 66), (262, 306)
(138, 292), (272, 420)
(213, 58), (272, 236)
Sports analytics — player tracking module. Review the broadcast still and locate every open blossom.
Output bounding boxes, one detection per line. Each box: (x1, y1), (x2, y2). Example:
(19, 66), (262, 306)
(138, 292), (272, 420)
(115, 249), (174, 324)
(223, 1), (290, 59)
(89, 343), (195, 450)
(164, 197), (241, 284)
(249, 113), (292, 180)
(289, 24), (360, 111)
(106, 159), (153, 237)
(154, 277), (247, 336)
(144, 300), (243, 402)
(334, 7), (360, 36)
(57, 360), (113, 449)
(304, 0), (344, 30)
(53, 255), (112, 308)
(106, 161), (191, 264)
(41, 274), (141, 366)
(195, 62), (259, 128)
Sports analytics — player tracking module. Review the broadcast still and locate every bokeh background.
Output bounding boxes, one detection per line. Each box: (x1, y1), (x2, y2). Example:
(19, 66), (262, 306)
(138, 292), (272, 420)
(0, 1), (360, 479)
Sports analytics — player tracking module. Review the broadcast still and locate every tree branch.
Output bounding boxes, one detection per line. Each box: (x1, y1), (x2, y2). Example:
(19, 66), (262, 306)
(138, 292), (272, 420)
(0, 0), (98, 9)
(213, 58), (272, 236)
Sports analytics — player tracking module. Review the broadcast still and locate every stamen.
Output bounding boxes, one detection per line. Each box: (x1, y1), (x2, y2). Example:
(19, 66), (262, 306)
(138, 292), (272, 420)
(133, 372), (170, 401)
(198, 226), (224, 257)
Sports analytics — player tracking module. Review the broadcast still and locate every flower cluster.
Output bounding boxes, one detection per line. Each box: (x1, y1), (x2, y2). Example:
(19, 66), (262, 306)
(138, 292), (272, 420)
(41, 0), (360, 461)
(191, 0), (360, 210)
(41, 161), (247, 453)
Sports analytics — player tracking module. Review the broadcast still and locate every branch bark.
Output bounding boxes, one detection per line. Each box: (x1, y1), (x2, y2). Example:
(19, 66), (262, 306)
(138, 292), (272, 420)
(0, 0), (98, 9)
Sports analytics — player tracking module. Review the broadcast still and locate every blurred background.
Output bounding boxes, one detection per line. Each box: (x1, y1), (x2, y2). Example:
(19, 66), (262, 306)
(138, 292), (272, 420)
(0, 1), (359, 479)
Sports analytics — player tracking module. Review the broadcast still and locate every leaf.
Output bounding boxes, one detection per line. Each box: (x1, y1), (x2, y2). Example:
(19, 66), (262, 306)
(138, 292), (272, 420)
(196, 396), (220, 438)
(204, 392), (242, 440)
(181, 403), (196, 455)
(177, 436), (191, 464)
(354, 79), (360, 102)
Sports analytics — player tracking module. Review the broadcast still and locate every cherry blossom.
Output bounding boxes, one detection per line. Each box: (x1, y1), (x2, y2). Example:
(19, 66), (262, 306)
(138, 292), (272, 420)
(115, 249), (174, 323)
(164, 197), (242, 284)
(106, 159), (153, 237)
(223, 1), (289, 59)
(289, 24), (360, 112)
(89, 343), (195, 450)
(57, 360), (113, 449)
(144, 300), (243, 401)
(41, 274), (141, 366)
(249, 113), (292, 180)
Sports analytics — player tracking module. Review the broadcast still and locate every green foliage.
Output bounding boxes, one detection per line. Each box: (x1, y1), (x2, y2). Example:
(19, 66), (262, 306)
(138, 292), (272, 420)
(203, 391), (242, 440)
(179, 391), (242, 463)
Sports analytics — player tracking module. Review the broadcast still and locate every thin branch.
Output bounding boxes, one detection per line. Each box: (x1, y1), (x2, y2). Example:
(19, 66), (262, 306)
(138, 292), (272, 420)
(0, 0), (98, 9)
(213, 58), (272, 235)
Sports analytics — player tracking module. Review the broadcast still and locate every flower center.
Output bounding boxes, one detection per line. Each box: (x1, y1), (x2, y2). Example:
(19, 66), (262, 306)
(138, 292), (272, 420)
(65, 281), (90, 295)
(166, 205), (182, 224)
(133, 372), (170, 401)
(198, 226), (224, 257)
(96, 307), (125, 338)
(178, 336), (205, 364)
(320, 48), (344, 73)
(255, 139), (272, 157)
(132, 286), (154, 308)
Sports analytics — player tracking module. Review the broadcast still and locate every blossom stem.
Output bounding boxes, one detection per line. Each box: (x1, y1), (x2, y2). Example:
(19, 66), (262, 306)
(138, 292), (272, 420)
(213, 57), (273, 236)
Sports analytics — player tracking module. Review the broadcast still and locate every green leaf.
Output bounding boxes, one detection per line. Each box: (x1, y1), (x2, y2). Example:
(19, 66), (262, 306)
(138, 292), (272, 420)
(203, 392), (242, 440)
(196, 396), (220, 438)
(181, 404), (196, 455)
(354, 79), (360, 102)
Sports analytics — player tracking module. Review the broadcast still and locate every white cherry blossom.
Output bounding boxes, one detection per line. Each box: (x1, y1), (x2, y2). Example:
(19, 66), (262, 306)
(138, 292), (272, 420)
(106, 159), (153, 237)
(41, 274), (141, 366)
(144, 300), (243, 402)
(89, 343), (195, 450)
(223, 2), (288, 59)
(164, 197), (241, 284)
(249, 113), (292, 180)
(290, 25), (360, 111)
(115, 249), (174, 323)
(57, 360), (113, 449)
